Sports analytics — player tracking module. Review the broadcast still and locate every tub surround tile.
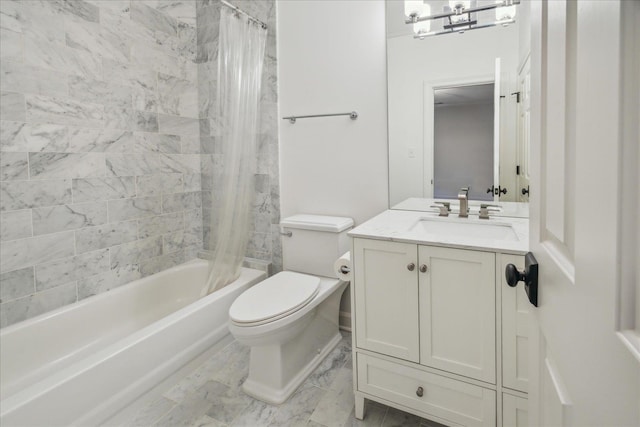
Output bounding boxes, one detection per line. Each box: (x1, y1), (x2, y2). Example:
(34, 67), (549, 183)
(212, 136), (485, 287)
(0, 1), (66, 43)
(0, 281), (77, 328)
(140, 250), (185, 277)
(65, 19), (130, 63)
(163, 191), (202, 213)
(24, 35), (103, 80)
(183, 173), (202, 193)
(0, 179), (72, 212)
(0, 61), (69, 98)
(108, 197), (162, 222)
(131, 2), (178, 36)
(47, 0), (100, 24)
(0, 1), (28, 34)
(134, 110), (159, 132)
(29, 152), (106, 180)
(163, 230), (201, 254)
(1, 91), (26, 122)
(109, 235), (163, 269)
(1, 152), (29, 181)
(72, 176), (136, 203)
(0, 231), (75, 273)
(135, 133), (181, 154)
(0, 209), (32, 242)
(0, 267), (35, 303)
(136, 174), (184, 197)
(85, 1), (131, 17)
(75, 220), (138, 254)
(32, 201), (108, 236)
(0, 28), (24, 63)
(158, 114), (200, 136)
(77, 264), (140, 300)
(158, 72), (199, 118)
(0, 123), (132, 153)
(131, 41), (183, 79)
(138, 212), (184, 239)
(35, 249), (109, 291)
(26, 94), (105, 128)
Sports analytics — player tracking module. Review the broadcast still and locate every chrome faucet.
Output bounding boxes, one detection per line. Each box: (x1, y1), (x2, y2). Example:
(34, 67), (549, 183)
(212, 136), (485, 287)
(458, 187), (469, 218)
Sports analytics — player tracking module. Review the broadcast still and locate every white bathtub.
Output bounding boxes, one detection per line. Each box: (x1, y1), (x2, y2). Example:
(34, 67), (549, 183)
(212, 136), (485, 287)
(0, 259), (266, 426)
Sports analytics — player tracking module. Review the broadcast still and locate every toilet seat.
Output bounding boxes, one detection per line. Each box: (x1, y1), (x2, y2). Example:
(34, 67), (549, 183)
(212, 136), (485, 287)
(229, 272), (320, 326)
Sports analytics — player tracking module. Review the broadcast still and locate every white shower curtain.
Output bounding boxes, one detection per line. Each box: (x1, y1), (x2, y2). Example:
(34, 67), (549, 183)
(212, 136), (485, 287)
(204, 6), (267, 295)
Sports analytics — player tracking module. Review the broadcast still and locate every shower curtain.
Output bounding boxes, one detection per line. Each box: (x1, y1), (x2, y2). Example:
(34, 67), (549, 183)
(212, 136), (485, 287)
(203, 6), (267, 295)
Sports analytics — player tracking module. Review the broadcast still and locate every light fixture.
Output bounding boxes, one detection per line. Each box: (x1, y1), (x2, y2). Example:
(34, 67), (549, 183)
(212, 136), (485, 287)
(404, 0), (424, 22)
(413, 3), (432, 35)
(495, 0), (517, 21)
(406, 0), (520, 39)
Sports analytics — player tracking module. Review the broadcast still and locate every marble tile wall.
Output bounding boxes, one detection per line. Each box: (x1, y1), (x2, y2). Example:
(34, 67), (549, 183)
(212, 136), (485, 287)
(0, 0), (205, 328)
(197, 0), (281, 273)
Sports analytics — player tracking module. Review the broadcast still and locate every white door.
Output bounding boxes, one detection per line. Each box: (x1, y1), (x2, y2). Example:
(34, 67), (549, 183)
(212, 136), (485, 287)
(528, 1), (640, 426)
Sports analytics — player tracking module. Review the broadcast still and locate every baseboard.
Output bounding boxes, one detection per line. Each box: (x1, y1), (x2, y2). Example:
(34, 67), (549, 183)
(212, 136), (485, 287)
(339, 310), (351, 332)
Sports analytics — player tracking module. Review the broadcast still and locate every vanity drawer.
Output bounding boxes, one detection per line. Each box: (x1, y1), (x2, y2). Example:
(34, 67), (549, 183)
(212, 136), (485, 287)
(357, 353), (496, 427)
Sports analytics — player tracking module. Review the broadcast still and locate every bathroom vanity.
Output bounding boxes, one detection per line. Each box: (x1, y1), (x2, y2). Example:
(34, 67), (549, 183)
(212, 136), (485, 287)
(349, 209), (530, 427)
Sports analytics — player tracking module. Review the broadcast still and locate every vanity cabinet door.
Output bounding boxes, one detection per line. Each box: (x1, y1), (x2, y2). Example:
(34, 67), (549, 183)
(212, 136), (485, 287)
(502, 393), (528, 427)
(418, 246), (496, 383)
(353, 238), (419, 362)
(500, 254), (529, 393)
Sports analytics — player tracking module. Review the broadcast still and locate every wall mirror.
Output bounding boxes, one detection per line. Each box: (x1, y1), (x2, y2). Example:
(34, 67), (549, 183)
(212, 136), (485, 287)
(386, 0), (530, 212)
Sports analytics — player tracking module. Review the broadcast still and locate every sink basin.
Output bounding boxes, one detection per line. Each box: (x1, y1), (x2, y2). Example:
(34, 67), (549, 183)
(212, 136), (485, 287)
(410, 217), (519, 242)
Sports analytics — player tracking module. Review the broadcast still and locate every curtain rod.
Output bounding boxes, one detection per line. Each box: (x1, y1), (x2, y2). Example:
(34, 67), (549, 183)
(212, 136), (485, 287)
(220, 0), (268, 30)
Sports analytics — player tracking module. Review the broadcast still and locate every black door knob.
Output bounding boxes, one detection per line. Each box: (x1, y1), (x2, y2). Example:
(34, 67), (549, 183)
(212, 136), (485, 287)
(521, 186), (530, 196)
(504, 252), (539, 307)
(505, 263), (524, 287)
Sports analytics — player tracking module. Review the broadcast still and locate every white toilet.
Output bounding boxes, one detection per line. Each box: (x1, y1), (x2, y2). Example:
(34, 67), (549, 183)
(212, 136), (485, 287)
(228, 214), (353, 405)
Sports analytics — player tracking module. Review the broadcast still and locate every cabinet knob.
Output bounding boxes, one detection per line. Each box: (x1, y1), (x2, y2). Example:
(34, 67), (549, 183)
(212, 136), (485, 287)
(416, 386), (424, 397)
(419, 264), (428, 273)
(407, 263), (416, 271)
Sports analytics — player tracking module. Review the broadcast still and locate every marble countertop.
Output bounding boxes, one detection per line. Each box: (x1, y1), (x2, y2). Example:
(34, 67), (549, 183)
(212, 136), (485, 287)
(349, 209), (529, 255)
(392, 197), (530, 219)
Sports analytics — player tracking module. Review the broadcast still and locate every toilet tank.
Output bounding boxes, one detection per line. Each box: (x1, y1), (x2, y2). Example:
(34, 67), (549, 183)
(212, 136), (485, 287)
(280, 214), (354, 278)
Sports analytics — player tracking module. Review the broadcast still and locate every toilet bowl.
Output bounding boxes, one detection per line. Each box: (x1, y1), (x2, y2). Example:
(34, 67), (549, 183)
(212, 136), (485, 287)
(228, 214), (353, 405)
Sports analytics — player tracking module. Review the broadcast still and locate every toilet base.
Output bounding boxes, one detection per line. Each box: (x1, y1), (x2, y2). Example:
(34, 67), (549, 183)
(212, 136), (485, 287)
(241, 331), (342, 405)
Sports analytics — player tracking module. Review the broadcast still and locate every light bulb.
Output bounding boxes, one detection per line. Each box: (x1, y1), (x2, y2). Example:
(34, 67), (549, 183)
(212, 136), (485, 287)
(404, 0), (424, 19)
(413, 3), (431, 34)
(495, 1), (516, 20)
(449, 0), (471, 10)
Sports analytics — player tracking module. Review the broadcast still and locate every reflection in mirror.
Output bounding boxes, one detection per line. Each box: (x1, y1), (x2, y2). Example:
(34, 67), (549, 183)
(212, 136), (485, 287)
(434, 83), (494, 201)
(387, 0), (530, 210)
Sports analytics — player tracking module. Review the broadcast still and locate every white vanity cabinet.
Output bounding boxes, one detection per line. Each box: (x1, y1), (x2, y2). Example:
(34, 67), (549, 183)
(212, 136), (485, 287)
(352, 237), (529, 427)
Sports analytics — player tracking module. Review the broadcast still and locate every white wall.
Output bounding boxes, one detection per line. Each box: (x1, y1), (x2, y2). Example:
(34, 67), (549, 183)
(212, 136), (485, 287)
(387, 24), (519, 205)
(277, 0), (389, 226)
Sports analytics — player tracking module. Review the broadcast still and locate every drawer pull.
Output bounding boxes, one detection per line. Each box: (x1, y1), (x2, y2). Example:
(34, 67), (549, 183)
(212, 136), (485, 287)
(407, 263), (416, 271)
(419, 264), (428, 273)
(416, 386), (424, 397)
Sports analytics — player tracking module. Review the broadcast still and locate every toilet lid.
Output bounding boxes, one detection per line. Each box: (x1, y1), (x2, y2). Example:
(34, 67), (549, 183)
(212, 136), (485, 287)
(229, 272), (320, 325)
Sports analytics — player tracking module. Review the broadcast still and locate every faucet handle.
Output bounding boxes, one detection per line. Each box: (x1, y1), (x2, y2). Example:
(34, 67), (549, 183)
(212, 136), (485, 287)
(479, 204), (500, 219)
(430, 205), (449, 217)
(433, 201), (451, 211)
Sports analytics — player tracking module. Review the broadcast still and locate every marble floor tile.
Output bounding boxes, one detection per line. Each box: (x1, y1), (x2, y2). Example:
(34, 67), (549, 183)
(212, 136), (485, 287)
(124, 332), (446, 427)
